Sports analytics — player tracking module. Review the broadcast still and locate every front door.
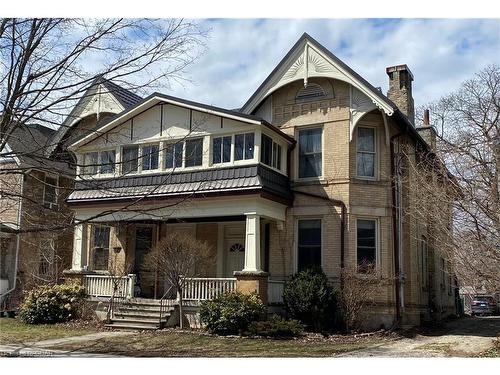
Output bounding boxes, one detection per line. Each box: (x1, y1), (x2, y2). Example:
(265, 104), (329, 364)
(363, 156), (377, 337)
(134, 226), (154, 298)
(223, 224), (246, 277)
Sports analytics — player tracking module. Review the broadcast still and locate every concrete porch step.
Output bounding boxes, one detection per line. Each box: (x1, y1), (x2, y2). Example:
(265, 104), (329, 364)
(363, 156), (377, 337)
(114, 311), (168, 319)
(105, 322), (160, 330)
(111, 316), (167, 325)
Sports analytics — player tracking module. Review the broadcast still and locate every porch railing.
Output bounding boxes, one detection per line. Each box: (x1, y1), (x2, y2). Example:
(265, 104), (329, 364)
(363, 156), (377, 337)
(268, 279), (285, 304)
(182, 277), (237, 301)
(83, 274), (136, 298)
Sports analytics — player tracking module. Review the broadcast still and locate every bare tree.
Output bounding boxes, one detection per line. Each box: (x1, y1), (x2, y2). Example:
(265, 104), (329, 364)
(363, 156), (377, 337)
(339, 264), (392, 331)
(413, 65), (500, 292)
(144, 231), (214, 329)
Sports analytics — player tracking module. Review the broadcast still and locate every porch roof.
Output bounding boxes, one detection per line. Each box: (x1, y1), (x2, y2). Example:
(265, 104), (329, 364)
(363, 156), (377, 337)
(67, 164), (292, 204)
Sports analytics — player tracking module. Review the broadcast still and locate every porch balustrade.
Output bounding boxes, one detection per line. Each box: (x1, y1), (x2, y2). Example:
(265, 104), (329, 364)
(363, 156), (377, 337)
(182, 277), (237, 301)
(83, 274), (135, 298)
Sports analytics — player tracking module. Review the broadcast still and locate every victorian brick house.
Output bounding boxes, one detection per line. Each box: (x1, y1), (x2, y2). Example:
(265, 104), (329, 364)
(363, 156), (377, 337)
(3, 33), (458, 328)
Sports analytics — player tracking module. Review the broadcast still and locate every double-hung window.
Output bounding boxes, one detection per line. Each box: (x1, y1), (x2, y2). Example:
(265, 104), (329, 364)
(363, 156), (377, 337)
(297, 219), (322, 272)
(165, 142), (183, 169)
(100, 150), (116, 174)
(39, 239), (55, 278)
(298, 128), (322, 178)
(185, 138), (203, 167)
(213, 136), (231, 164)
(261, 134), (282, 170)
(142, 144), (159, 171)
(235, 133), (254, 161)
(356, 219), (377, 272)
(92, 225), (110, 271)
(43, 175), (58, 209)
(122, 145), (139, 174)
(357, 127), (376, 178)
(83, 152), (98, 175)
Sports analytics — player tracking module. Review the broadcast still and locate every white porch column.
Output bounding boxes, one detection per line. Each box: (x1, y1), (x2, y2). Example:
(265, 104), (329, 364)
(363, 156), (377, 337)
(243, 213), (261, 272)
(71, 223), (88, 270)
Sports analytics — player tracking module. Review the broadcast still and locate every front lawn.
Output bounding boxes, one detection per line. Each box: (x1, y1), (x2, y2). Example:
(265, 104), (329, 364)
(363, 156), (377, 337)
(48, 329), (397, 357)
(0, 318), (99, 345)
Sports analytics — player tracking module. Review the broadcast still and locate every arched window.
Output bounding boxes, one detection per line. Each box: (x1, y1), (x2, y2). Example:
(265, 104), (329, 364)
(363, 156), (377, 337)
(296, 83), (326, 101)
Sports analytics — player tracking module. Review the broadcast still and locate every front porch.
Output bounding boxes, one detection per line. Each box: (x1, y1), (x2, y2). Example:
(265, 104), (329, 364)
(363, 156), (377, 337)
(68, 206), (287, 305)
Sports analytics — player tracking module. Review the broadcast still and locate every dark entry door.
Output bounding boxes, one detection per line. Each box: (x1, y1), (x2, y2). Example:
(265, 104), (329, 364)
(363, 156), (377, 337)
(134, 226), (154, 298)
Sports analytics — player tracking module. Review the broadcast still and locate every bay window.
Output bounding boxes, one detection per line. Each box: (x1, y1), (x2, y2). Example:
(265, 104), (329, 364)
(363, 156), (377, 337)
(100, 150), (116, 174)
(122, 145), (139, 174)
(142, 144), (159, 171)
(298, 127), (322, 178)
(165, 142), (183, 169)
(185, 138), (203, 167)
(357, 127), (376, 178)
(261, 134), (282, 170)
(235, 133), (254, 161)
(213, 136), (231, 164)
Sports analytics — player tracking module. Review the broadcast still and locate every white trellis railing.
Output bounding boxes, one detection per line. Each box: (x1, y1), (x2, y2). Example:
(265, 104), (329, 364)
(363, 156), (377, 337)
(182, 277), (237, 301)
(83, 274), (135, 298)
(268, 279), (285, 304)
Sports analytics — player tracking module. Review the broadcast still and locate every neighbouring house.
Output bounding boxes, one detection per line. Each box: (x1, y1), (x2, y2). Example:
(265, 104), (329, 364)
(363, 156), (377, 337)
(0, 78), (142, 309)
(60, 33), (458, 330)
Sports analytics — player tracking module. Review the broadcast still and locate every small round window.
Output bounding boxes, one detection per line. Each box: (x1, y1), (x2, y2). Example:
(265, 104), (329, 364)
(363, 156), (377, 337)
(229, 243), (245, 252)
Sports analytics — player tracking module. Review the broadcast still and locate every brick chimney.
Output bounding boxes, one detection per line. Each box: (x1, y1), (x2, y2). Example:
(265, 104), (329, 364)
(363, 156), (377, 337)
(386, 64), (415, 125)
(416, 109), (437, 151)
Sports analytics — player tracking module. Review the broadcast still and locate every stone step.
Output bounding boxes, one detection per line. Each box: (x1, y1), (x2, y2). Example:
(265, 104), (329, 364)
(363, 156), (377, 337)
(105, 322), (159, 330)
(111, 316), (166, 325)
(114, 311), (169, 319)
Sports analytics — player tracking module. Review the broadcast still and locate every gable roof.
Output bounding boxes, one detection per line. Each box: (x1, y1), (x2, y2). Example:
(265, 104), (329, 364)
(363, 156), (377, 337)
(48, 77), (142, 156)
(2, 123), (71, 173)
(69, 92), (295, 149)
(241, 33), (397, 116)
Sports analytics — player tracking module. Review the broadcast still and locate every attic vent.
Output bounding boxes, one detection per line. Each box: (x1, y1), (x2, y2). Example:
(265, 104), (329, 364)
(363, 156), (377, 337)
(296, 83), (326, 101)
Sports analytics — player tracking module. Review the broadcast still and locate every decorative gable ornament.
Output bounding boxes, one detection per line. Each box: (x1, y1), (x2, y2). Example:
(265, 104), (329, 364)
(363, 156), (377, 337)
(241, 34), (395, 146)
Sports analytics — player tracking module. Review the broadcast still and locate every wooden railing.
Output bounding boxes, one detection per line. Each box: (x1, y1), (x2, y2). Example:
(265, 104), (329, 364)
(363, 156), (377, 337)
(83, 274), (135, 298)
(268, 279), (285, 304)
(182, 277), (237, 301)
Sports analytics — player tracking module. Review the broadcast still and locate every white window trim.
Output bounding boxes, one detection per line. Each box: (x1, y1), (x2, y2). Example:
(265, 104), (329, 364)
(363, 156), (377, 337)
(98, 148), (118, 177)
(295, 124), (324, 181)
(355, 125), (378, 181)
(140, 142), (161, 172)
(294, 216), (324, 274)
(43, 173), (59, 209)
(211, 133), (235, 166)
(90, 224), (111, 272)
(260, 131), (286, 174)
(354, 217), (380, 273)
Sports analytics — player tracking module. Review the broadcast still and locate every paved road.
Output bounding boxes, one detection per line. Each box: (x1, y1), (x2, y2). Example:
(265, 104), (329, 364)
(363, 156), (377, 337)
(0, 331), (134, 357)
(339, 316), (500, 357)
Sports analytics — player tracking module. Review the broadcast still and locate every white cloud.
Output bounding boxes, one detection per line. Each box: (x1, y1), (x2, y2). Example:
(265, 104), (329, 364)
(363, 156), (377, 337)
(164, 19), (500, 111)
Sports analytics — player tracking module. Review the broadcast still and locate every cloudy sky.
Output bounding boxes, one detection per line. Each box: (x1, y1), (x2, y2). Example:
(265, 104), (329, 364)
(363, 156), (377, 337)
(165, 19), (499, 111)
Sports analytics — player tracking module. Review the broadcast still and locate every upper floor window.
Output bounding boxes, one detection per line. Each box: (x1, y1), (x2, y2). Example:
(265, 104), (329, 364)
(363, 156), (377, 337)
(165, 142), (183, 169)
(142, 144), (159, 171)
(357, 127), (376, 178)
(185, 138), (203, 167)
(213, 136), (231, 164)
(297, 219), (322, 272)
(100, 150), (116, 174)
(357, 218), (377, 272)
(83, 152), (98, 175)
(298, 127), (322, 178)
(261, 134), (282, 170)
(235, 133), (254, 161)
(43, 175), (58, 208)
(296, 83), (326, 101)
(122, 145), (139, 174)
